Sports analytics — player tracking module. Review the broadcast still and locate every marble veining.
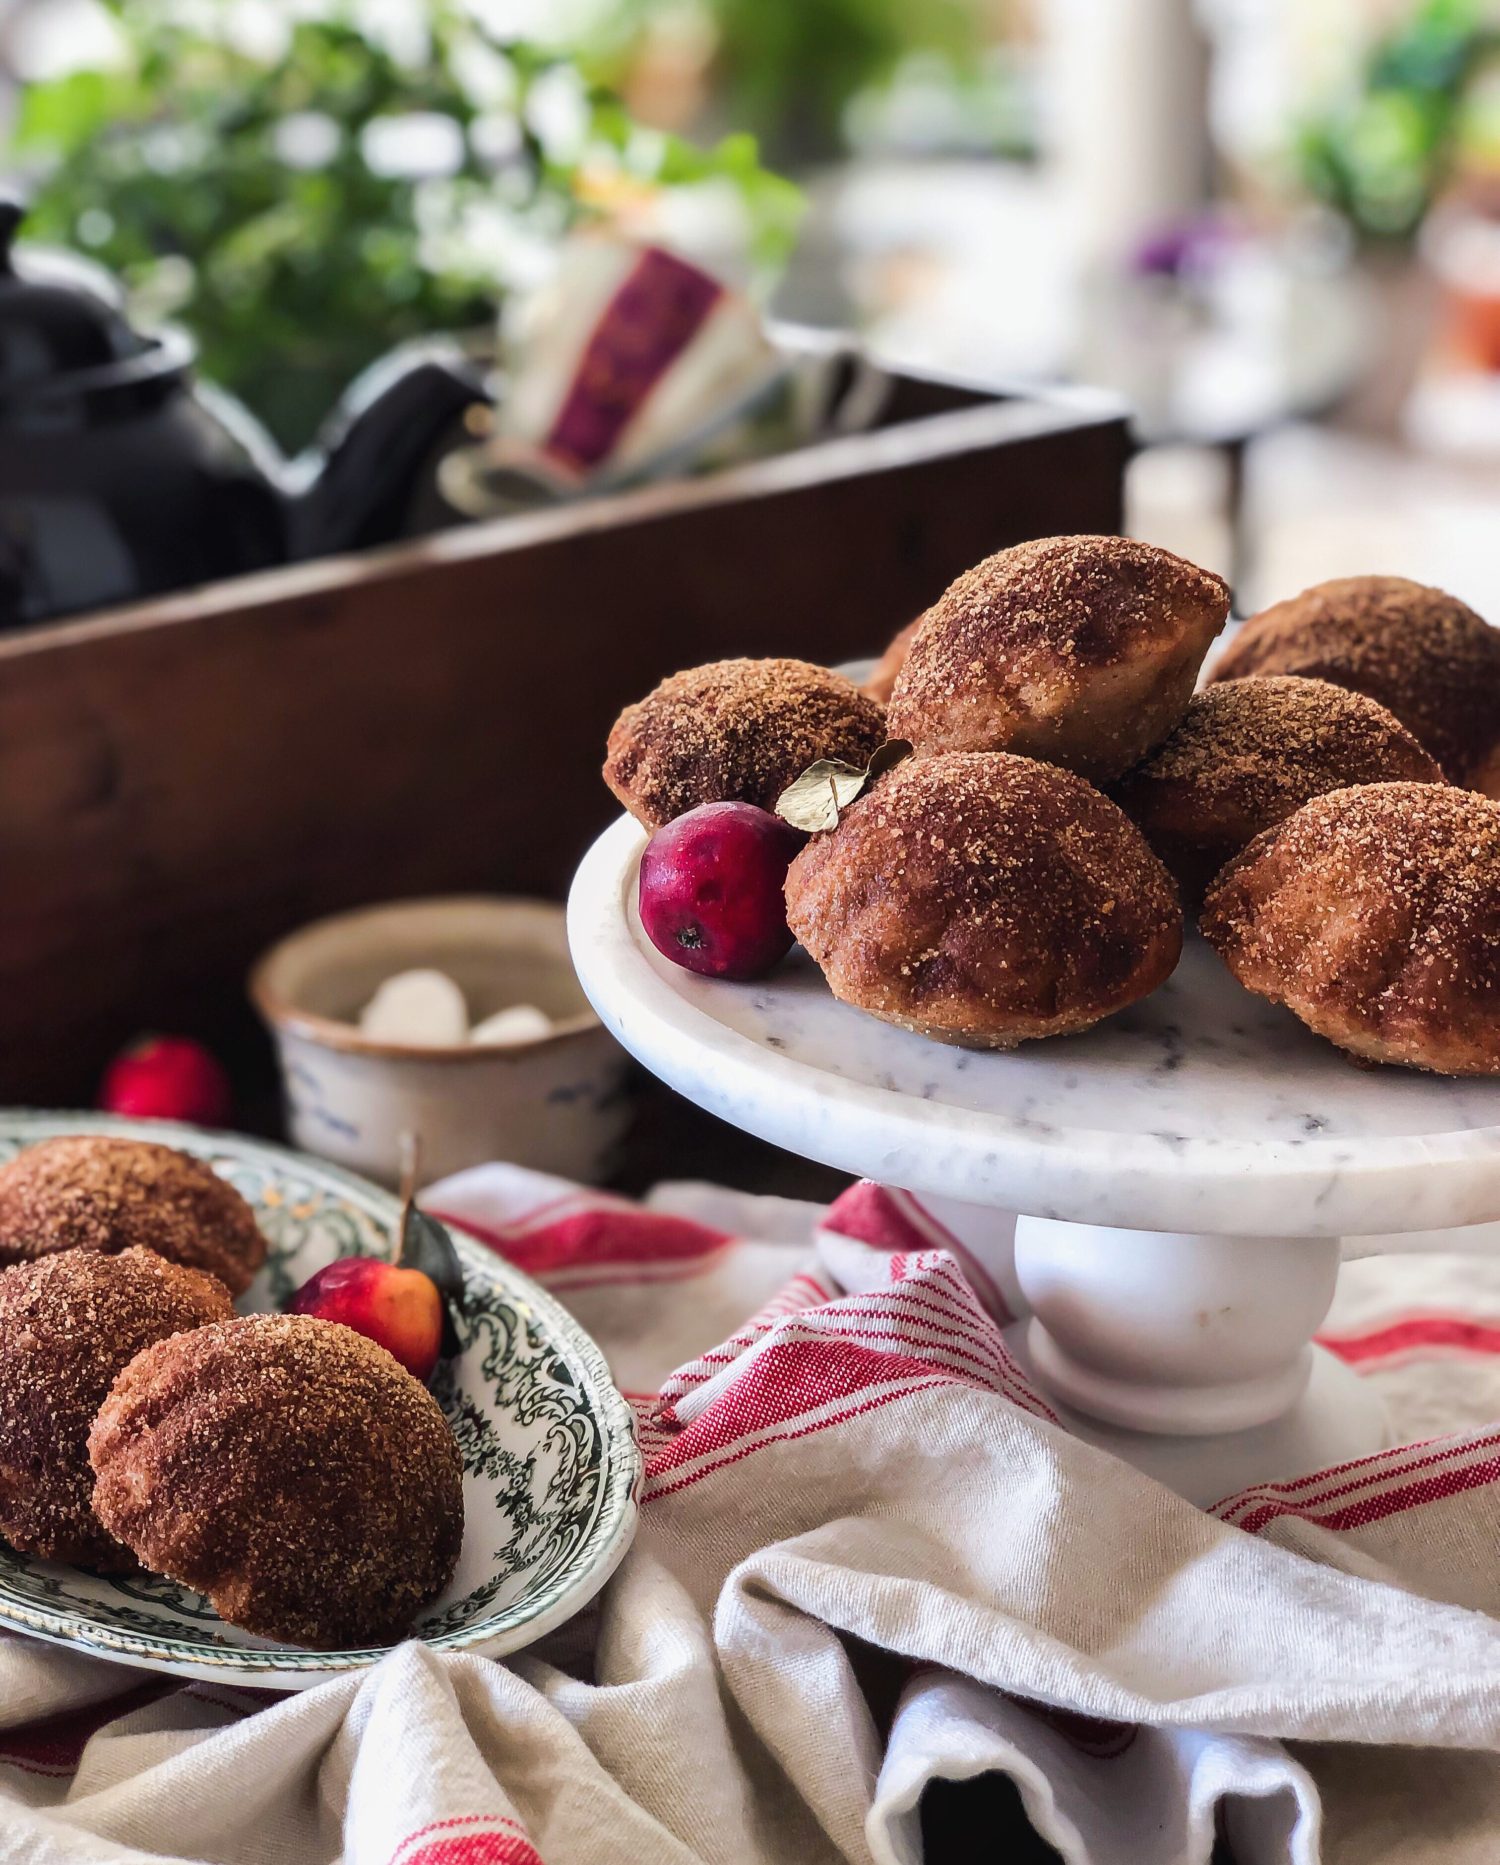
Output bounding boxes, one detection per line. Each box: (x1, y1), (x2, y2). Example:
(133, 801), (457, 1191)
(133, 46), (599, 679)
(568, 816), (1500, 1239)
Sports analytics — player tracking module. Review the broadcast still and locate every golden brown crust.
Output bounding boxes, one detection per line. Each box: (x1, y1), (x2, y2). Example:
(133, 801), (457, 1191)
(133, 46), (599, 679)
(0, 1137), (266, 1297)
(784, 751), (1182, 1048)
(90, 1312), (463, 1650)
(1113, 676), (1445, 904)
(0, 1248), (232, 1569)
(604, 658), (886, 829)
(863, 618), (921, 705)
(1210, 575), (1500, 787)
(887, 536), (1229, 782)
(1201, 783), (1500, 1075)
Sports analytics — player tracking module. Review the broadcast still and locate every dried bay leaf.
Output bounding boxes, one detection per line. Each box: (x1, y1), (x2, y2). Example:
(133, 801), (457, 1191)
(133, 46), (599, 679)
(775, 739), (913, 833)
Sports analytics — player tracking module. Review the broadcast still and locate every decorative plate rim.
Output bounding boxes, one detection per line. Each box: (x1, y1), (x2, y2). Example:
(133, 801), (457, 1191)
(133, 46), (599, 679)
(0, 1111), (642, 1679)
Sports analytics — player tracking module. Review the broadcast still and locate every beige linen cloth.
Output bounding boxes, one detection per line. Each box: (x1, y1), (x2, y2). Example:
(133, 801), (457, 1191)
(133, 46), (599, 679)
(2, 1168), (1500, 1865)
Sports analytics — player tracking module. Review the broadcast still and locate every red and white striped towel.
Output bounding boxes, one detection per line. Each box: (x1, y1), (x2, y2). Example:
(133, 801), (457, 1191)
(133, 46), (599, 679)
(3, 1168), (1500, 1865)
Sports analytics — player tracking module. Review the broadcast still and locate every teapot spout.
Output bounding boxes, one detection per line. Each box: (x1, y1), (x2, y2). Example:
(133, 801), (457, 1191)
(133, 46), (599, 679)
(288, 341), (490, 558)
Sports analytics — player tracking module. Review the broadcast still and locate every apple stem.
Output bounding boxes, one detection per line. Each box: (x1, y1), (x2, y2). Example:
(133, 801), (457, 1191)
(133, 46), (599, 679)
(396, 1130), (424, 1264)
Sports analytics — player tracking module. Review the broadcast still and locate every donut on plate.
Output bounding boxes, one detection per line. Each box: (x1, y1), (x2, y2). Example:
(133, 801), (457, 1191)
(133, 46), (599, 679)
(784, 751), (1182, 1048)
(90, 1312), (463, 1649)
(604, 658), (886, 829)
(1201, 782), (1500, 1076)
(1114, 675), (1444, 904)
(0, 1247), (232, 1568)
(887, 535), (1230, 783)
(1210, 574), (1500, 793)
(0, 1136), (266, 1297)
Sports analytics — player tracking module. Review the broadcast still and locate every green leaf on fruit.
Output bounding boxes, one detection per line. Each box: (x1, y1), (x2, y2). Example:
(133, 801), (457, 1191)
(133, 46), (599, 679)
(775, 739), (913, 833)
(398, 1204), (465, 1361)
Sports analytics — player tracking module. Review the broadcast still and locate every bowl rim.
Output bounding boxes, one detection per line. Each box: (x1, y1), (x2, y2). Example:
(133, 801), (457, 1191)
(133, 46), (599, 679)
(249, 894), (603, 1061)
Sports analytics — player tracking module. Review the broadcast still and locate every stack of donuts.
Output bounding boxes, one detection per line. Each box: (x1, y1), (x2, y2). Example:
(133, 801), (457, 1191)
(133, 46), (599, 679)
(604, 538), (1500, 1077)
(0, 1135), (462, 1649)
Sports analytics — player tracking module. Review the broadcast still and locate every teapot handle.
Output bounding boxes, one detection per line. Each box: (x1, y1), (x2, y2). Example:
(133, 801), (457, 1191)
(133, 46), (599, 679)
(0, 200), (23, 273)
(289, 341), (491, 558)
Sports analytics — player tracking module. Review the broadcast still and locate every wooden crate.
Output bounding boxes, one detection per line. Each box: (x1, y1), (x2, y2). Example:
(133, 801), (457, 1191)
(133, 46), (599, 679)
(0, 368), (1130, 1103)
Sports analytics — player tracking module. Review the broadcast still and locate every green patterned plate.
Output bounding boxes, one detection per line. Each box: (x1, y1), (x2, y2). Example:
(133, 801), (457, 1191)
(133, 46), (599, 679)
(0, 1114), (640, 1688)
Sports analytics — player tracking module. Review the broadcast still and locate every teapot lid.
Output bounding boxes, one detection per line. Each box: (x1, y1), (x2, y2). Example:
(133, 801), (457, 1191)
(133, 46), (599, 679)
(0, 199), (151, 398)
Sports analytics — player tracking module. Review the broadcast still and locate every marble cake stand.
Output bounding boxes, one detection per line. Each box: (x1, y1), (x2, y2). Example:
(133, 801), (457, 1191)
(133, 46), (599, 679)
(568, 815), (1500, 1504)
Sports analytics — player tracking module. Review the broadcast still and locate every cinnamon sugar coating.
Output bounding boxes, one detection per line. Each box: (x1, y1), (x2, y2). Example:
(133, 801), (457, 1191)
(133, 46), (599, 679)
(0, 1137), (267, 1296)
(1202, 783), (1500, 1075)
(887, 536), (1229, 782)
(785, 752), (1182, 1048)
(89, 1313), (463, 1650)
(1210, 575), (1500, 790)
(604, 658), (886, 829)
(1114, 676), (1444, 904)
(0, 1248), (232, 1569)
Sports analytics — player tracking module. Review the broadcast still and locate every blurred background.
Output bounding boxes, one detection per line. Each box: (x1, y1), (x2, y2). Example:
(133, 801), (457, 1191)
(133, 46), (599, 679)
(2, 0), (1499, 1168)
(2, 0), (1499, 614)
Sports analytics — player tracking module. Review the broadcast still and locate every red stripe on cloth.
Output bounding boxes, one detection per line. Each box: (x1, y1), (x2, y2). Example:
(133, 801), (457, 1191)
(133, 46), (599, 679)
(890, 1196), (1014, 1324)
(823, 1181), (934, 1254)
(544, 248), (724, 472)
(0, 1681), (172, 1773)
(392, 1815), (537, 1865)
(646, 1336), (983, 1481)
(656, 1302), (1028, 1426)
(657, 1273), (833, 1404)
(789, 1317), (1007, 1389)
(809, 1279), (1007, 1359)
(1321, 1316), (1500, 1365)
(1232, 1451), (1500, 1537)
(823, 1184), (1014, 1323)
(826, 1257), (1048, 1417)
(431, 1205), (731, 1279)
(1214, 1424), (1500, 1523)
(865, 1276), (1010, 1362)
(655, 1255), (1049, 1435)
(645, 1376), (949, 1502)
(784, 1305), (1015, 1392)
(402, 1840), (540, 1865)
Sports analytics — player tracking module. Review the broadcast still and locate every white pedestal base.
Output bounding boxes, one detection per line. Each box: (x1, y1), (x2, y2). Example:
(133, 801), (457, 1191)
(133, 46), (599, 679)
(1007, 1216), (1391, 1505)
(1005, 1328), (1390, 1507)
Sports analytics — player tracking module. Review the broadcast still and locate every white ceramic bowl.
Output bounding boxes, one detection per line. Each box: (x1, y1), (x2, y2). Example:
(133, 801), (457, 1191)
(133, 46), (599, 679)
(251, 897), (631, 1186)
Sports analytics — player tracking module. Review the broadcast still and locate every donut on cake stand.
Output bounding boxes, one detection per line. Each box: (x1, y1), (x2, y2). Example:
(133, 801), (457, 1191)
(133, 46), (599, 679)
(569, 815), (1500, 1505)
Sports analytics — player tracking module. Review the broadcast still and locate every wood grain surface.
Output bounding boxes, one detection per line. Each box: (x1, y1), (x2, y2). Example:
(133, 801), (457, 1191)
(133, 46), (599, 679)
(0, 371), (1129, 1107)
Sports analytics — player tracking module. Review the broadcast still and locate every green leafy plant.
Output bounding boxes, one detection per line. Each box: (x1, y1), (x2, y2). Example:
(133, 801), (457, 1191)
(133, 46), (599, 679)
(1298, 0), (1500, 243)
(582, 0), (988, 163)
(10, 3), (802, 453)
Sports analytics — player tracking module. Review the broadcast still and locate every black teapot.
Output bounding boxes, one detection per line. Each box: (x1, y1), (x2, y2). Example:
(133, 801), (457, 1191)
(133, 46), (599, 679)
(0, 202), (489, 628)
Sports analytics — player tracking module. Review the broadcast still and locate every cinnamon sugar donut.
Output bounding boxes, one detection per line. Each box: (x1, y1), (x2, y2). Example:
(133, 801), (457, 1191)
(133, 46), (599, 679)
(0, 1248), (232, 1569)
(0, 1136), (266, 1296)
(1201, 783), (1500, 1075)
(785, 752), (1182, 1048)
(887, 536), (1229, 782)
(1114, 676), (1444, 904)
(604, 658), (886, 829)
(1210, 575), (1500, 791)
(90, 1313), (463, 1649)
